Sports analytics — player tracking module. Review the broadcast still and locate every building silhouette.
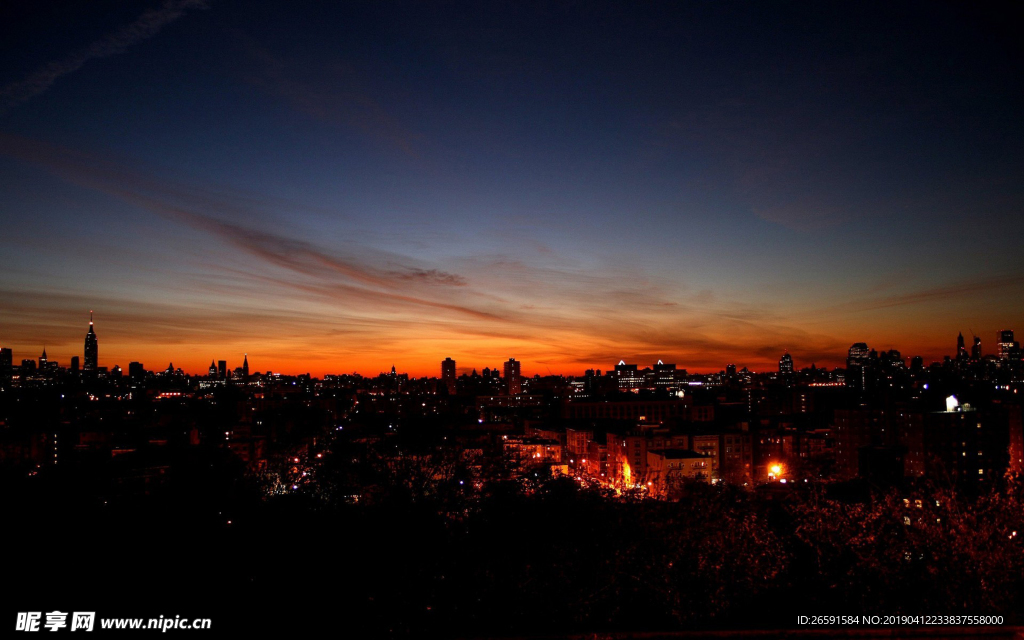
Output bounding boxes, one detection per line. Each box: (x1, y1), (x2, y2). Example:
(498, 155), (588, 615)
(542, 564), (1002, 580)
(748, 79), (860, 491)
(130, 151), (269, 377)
(779, 352), (794, 375)
(84, 312), (98, 372)
(846, 343), (871, 391)
(503, 358), (521, 395)
(441, 357), (456, 394)
(998, 330), (1019, 360)
(1, 347), (13, 378)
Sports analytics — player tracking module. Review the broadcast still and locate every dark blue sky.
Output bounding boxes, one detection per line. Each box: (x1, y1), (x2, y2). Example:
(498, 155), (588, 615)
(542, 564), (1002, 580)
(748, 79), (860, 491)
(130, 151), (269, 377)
(1, 0), (1021, 375)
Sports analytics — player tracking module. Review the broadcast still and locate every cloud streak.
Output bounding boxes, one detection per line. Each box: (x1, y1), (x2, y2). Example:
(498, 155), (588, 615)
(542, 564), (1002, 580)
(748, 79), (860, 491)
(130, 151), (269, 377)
(821, 275), (1024, 314)
(0, 0), (206, 115)
(0, 133), (898, 374)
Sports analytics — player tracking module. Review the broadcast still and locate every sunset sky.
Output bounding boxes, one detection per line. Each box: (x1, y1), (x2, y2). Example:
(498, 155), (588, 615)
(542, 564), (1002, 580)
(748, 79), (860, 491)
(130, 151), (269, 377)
(1, 0), (1022, 377)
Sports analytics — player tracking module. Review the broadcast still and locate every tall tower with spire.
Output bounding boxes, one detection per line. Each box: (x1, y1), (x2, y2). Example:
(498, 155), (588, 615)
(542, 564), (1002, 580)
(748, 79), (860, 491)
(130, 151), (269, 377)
(84, 311), (98, 372)
(957, 332), (968, 361)
(40, 347), (48, 370)
(242, 353), (249, 381)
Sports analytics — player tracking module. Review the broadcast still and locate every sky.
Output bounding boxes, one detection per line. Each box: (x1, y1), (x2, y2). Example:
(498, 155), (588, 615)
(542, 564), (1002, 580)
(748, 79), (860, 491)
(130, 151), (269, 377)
(0, 0), (1022, 377)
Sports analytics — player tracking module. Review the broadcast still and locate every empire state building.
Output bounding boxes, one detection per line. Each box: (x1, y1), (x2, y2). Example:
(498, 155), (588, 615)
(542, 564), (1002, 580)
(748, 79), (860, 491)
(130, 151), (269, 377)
(84, 311), (98, 372)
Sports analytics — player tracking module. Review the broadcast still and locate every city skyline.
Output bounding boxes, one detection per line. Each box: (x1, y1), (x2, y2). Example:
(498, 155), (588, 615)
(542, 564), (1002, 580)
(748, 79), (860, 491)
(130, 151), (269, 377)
(1, 1), (1022, 378)
(0, 309), (1017, 378)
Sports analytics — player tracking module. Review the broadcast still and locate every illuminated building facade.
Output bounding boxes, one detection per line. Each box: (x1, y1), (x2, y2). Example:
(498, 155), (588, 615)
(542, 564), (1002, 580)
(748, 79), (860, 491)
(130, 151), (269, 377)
(646, 449), (715, 497)
(998, 330), (1019, 360)
(779, 352), (794, 375)
(613, 361), (642, 389)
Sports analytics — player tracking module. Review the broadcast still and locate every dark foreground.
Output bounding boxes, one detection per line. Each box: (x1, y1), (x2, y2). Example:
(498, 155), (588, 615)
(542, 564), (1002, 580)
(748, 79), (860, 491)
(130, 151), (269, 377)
(6, 460), (1023, 637)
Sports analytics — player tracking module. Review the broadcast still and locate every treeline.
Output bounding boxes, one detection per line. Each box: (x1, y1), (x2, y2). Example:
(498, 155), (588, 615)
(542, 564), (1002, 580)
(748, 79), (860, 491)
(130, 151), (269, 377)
(8, 455), (1023, 636)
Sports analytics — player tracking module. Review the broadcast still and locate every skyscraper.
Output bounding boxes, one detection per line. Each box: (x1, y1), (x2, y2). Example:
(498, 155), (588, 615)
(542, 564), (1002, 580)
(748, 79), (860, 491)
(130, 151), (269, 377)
(998, 330), (1017, 360)
(0, 347), (12, 378)
(971, 336), (982, 361)
(957, 332), (968, 361)
(441, 357), (457, 395)
(503, 358), (521, 395)
(846, 343), (871, 391)
(242, 354), (250, 380)
(218, 360), (227, 379)
(209, 360), (217, 377)
(652, 360), (678, 387)
(39, 347), (48, 370)
(613, 360), (642, 389)
(84, 311), (98, 372)
(847, 343), (870, 368)
(779, 352), (794, 375)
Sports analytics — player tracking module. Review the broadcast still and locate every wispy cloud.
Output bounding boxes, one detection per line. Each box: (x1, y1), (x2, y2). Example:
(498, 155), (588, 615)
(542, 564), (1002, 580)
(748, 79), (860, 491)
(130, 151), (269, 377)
(237, 38), (420, 157)
(0, 0), (207, 115)
(821, 275), (1024, 314)
(0, 132), (492, 321)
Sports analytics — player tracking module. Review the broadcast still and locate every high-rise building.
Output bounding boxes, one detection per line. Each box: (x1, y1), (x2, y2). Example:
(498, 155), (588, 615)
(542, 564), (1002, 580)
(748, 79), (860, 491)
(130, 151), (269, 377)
(957, 332), (968, 361)
(1, 347), (13, 378)
(39, 347), (48, 370)
(847, 343), (870, 368)
(84, 311), (98, 372)
(128, 362), (145, 379)
(209, 360), (217, 377)
(998, 330), (1018, 360)
(846, 343), (872, 391)
(971, 336), (982, 361)
(441, 357), (457, 394)
(613, 360), (642, 389)
(503, 358), (521, 395)
(242, 354), (250, 380)
(779, 352), (794, 375)
(218, 360), (227, 379)
(651, 360), (679, 388)
(70, 356), (79, 373)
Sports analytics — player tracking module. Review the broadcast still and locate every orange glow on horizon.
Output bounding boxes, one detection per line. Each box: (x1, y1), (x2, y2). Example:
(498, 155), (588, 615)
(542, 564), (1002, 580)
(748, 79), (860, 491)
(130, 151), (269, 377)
(3, 331), (1012, 379)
